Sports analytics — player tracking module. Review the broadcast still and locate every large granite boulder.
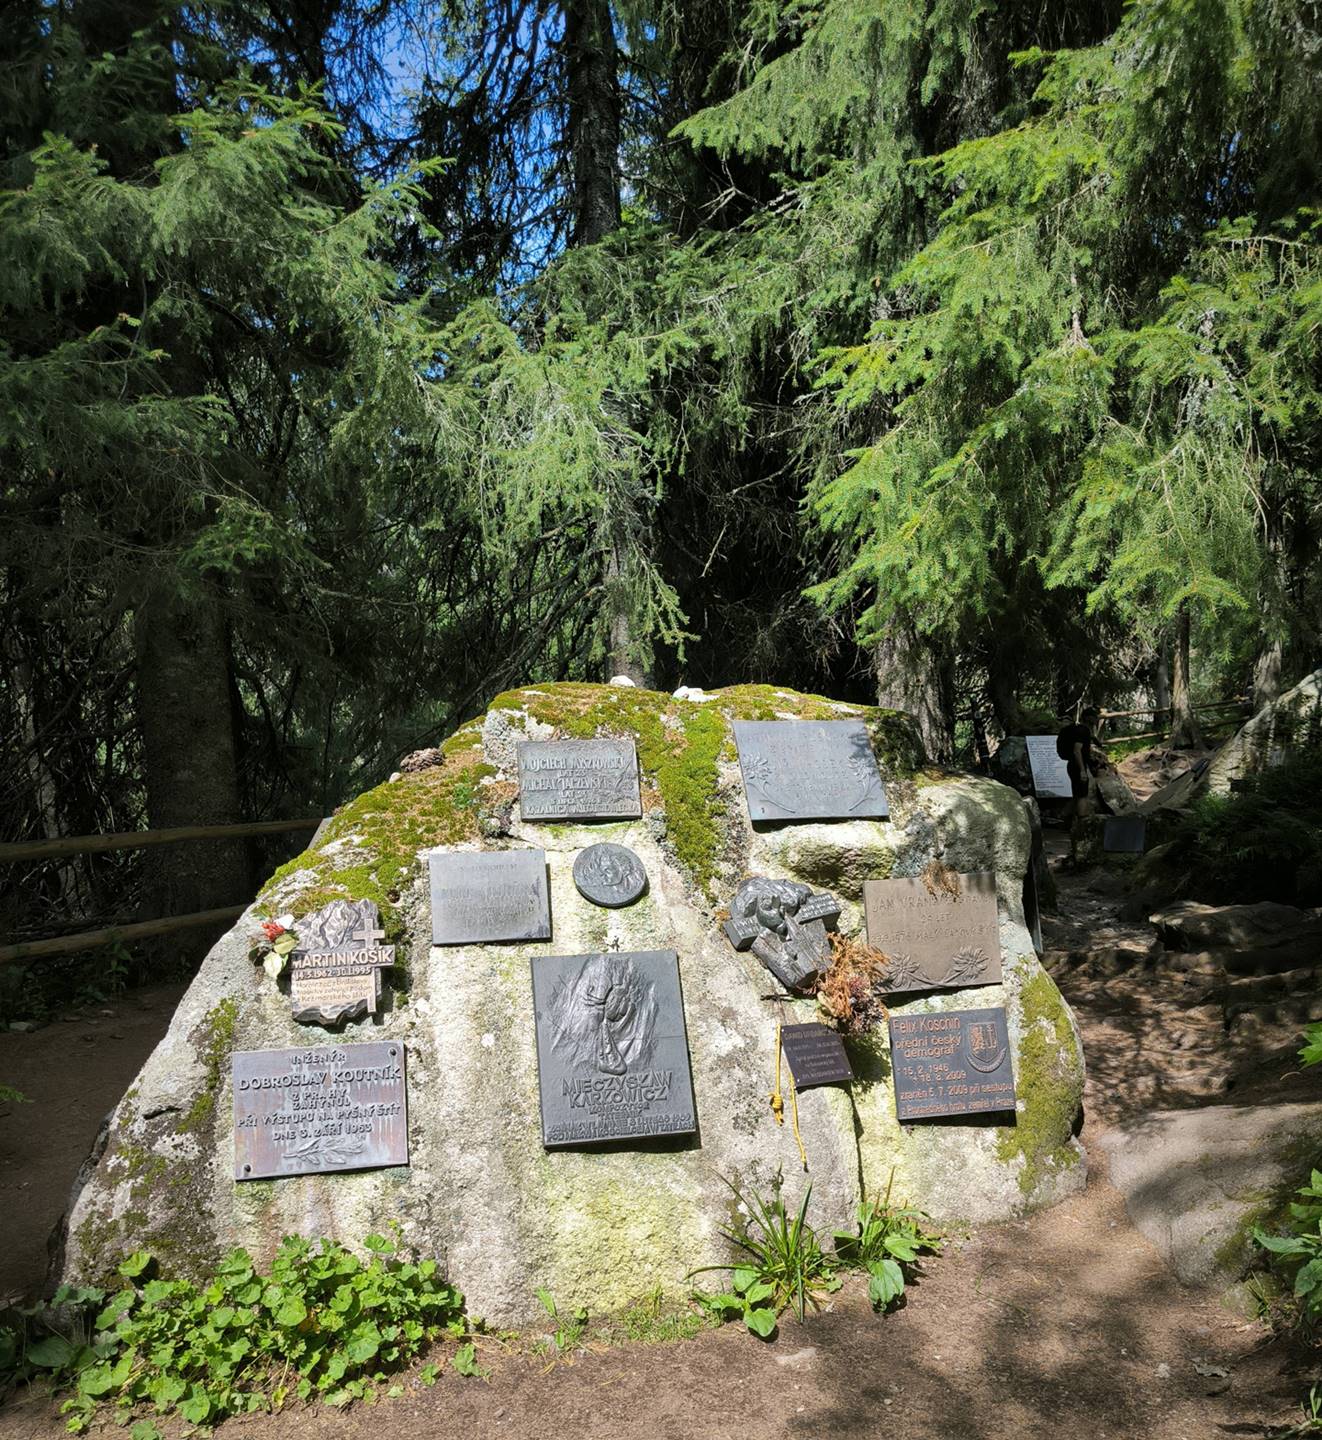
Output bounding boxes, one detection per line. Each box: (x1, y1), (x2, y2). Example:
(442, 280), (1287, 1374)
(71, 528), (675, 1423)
(1101, 1102), (1322, 1285)
(58, 684), (1086, 1326)
(1205, 667), (1322, 796)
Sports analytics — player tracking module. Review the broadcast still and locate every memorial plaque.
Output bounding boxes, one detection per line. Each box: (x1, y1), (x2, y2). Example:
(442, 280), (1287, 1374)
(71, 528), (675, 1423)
(517, 739), (642, 822)
(1103, 815), (1147, 854)
(1025, 736), (1073, 799)
(233, 1041), (408, 1180)
(429, 848), (551, 946)
(780, 1023), (854, 1089)
(889, 1006), (1016, 1122)
(531, 949), (697, 1148)
(723, 876), (841, 991)
(863, 871), (1002, 994)
(732, 720), (889, 823)
(287, 899), (395, 1026)
(572, 843), (647, 908)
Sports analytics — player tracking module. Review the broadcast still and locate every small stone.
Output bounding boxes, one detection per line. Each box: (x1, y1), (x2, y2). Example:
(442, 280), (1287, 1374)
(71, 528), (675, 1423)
(1156, 1363), (1171, 1379)
(8, 1021), (35, 1033)
(608, 675), (636, 687)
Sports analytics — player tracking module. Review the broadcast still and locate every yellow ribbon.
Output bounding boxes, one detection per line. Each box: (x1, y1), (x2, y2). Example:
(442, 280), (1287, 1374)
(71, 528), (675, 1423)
(770, 1022), (808, 1171)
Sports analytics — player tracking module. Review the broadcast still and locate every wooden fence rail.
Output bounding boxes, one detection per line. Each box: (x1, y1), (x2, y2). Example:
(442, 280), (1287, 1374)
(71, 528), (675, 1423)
(0, 817), (321, 865)
(0, 906), (247, 966)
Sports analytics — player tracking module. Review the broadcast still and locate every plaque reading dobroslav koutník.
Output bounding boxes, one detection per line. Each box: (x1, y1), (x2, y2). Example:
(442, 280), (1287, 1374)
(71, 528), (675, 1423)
(531, 949), (696, 1148)
(429, 848), (551, 946)
(233, 1042), (408, 1180)
(863, 871), (1002, 994)
(733, 720), (888, 822)
(517, 738), (642, 821)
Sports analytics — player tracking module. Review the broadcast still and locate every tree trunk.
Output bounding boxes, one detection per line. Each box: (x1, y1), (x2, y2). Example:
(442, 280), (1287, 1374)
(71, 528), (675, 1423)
(1169, 603), (1203, 748)
(873, 616), (954, 764)
(134, 587), (250, 921)
(1153, 637), (1171, 716)
(604, 534), (647, 684)
(1252, 637), (1283, 708)
(564, 0), (622, 246)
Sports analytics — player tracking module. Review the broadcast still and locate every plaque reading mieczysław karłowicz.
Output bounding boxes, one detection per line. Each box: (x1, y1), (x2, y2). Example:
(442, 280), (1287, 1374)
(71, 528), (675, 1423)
(862, 871), (1002, 994)
(779, 1023), (854, 1089)
(429, 848), (551, 946)
(233, 1041), (408, 1180)
(732, 720), (889, 823)
(531, 949), (697, 1148)
(287, 899), (395, 1027)
(517, 739), (642, 821)
(888, 1007), (1015, 1122)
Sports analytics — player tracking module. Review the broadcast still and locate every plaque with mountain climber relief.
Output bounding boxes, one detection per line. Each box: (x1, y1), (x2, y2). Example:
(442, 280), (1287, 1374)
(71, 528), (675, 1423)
(530, 949), (697, 1148)
(863, 871), (1002, 994)
(732, 720), (889, 822)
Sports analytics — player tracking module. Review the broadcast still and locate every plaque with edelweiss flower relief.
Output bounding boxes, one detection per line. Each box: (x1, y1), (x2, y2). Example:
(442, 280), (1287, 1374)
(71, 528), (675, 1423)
(732, 720), (888, 823)
(863, 871), (1002, 995)
(530, 949), (697, 1149)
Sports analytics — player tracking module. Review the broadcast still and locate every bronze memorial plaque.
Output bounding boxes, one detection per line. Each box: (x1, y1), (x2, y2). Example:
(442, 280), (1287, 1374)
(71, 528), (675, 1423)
(888, 1006), (1015, 1122)
(780, 1023), (853, 1089)
(531, 949), (697, 1148)
(517, 739), (642, 822)
(732, 720), (888, 823)
(1025, 736), (1073, 799)
(288, 899), (395, 1026)
(233, 1041), (408, 1180)
(863, 871), (1002, 994)
(429, 848), (551, 946)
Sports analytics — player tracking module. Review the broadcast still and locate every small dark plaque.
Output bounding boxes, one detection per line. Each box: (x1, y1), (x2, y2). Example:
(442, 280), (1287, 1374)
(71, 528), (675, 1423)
(531, 949), (697, 1148)
(1103, 815), (1147, 854)
(429, 848), (551, 946)
(733, 720), (888, 823)
(888, 1006), (1016, 1122)
(233, 1041), (408, 1180)
(517, 739), (642, 822)
(723, 877), (841, 991)
(573, 843), (647, 908)
(780, 1023), (853, 1089)
(863, 871), (1002, 994)
(1025, 736), (1073, 799)
(287, 899), (395, 1027)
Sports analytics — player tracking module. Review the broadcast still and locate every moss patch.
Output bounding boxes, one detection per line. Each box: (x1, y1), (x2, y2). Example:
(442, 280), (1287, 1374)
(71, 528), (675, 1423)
(996, 969), (1084, 1196)
(257, 750), (497, 932)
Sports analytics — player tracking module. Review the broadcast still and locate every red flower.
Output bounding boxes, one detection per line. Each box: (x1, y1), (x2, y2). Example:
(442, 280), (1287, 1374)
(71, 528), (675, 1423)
(260, 920), (286, 941)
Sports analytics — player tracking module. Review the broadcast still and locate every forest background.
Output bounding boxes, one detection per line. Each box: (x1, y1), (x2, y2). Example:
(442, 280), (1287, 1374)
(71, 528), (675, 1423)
(1, 0), (1318, 997)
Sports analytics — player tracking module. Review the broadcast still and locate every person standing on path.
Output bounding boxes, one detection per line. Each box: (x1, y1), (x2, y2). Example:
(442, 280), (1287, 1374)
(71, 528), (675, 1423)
(1057, 707), (1104, 868)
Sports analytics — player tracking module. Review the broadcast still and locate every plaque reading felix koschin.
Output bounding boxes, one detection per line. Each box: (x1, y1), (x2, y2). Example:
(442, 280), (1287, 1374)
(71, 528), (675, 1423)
(517, 739), (642, 822)
(233, 1042), (408, 1180)
(429, 848), (551, 946)
(888, 1006), (1015, 1122)
(1025, 736), (1073, 799)
(863, 871), (1002, 994)
(531, 949), (697, 1148)
(732, 720), (889, 823)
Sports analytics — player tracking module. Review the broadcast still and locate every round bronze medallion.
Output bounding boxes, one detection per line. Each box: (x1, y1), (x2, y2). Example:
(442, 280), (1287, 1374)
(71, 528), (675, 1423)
(572, 842), (647, 908)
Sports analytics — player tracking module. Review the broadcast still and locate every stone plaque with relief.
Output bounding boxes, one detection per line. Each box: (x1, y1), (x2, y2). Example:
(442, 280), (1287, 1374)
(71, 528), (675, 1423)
(863, 871), (1002, 994)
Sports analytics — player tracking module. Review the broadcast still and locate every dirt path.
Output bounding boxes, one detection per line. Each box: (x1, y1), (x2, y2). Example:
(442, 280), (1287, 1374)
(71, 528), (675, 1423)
(0, 844), (1313, 1439)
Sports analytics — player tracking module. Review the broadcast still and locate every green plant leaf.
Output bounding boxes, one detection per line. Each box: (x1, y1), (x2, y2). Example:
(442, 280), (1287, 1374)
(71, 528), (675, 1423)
(744, 1305), (777, 1338)
(26, 1335), (75, 1369)
(119, 1251), (152, 1280)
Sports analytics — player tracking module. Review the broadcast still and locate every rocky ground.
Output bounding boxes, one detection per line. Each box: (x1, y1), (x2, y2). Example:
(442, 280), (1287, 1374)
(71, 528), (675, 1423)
(1, 826), (1318, 1439)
